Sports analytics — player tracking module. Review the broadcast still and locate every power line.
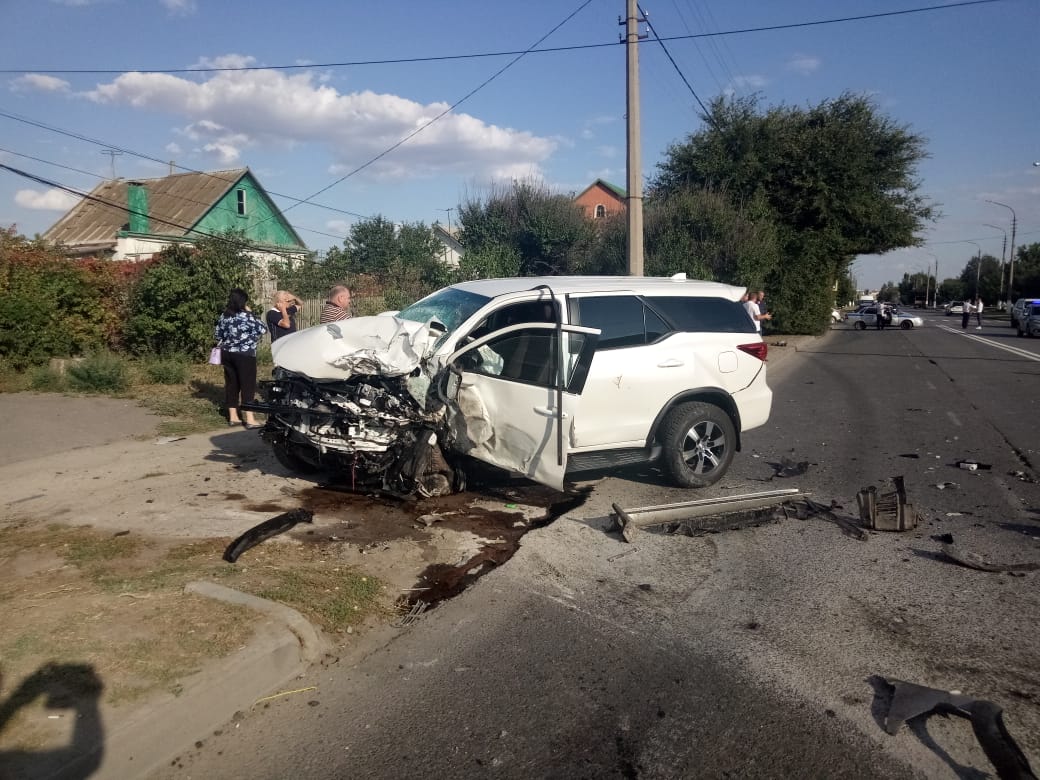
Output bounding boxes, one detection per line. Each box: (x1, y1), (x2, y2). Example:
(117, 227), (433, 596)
(639, 3), (712, 118)
(1, 0), (1006, 76)
(0, 107), (372, 222)
(275, 0), (596, 217)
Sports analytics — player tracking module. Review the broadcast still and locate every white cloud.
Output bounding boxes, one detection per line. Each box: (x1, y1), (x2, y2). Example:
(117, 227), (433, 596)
(165, 141), (183, 155)
(786, 54), (820, 76)
(15, 188), (81, 211)
(84, 59), (556, 180)
(728, 74), (768, 92)
(161, 0), (197, 15)
(10, 74), (71, 93)
(325, 219), (352, 236)
(596, 145), (618, 159)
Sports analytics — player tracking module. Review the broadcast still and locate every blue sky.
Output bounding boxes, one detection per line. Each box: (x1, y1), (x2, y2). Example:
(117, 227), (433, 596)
(2, 0), (1037, 291)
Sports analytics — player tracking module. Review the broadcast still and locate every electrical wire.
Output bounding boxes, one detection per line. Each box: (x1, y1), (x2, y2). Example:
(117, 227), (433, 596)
(0, 0), (1006, 75)
(0, 107), (372, 223)
(275, 0), (596, 217)
(639, 3), (712, 117)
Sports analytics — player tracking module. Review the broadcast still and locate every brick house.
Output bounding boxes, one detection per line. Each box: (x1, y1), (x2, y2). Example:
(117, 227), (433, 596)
(574, 179), (627, 220)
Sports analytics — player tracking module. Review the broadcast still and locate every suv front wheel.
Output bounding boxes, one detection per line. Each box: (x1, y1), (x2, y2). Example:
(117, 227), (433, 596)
(659, 401), (736, 488)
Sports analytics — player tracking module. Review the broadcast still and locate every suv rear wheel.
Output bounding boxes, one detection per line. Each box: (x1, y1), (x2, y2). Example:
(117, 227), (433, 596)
(660, 401), (735, 488)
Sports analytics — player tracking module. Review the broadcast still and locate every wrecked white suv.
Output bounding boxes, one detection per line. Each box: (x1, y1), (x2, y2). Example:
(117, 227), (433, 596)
(244, 275), (772, 498)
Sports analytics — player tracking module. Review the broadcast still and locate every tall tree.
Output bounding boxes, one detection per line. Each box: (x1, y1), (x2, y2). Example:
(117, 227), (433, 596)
(652, 93), (936, 333)
(458, 179), (596, 276)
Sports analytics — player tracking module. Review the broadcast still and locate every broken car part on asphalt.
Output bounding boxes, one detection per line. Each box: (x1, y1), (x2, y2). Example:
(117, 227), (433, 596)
(856, 476), (918, 531)
(880, 677), (1037, 780)
(939, 538), (1040, 574)
(610, 489), (805, 543)
(223, 508), (315, 563)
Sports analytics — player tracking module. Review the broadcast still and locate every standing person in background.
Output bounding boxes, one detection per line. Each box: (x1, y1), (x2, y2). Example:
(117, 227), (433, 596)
(961, 299), (972, 330)
(320, 285), (352, 324)
(974, 297), (984, 329)
(215, 288), (267, 429)
(744, 289), (771, 333)
(266, 290), (301, 342)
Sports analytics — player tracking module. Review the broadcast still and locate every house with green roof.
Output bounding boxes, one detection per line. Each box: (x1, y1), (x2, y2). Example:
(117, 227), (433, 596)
(574, 179), (627, 220)
(42, 167), (307, 263)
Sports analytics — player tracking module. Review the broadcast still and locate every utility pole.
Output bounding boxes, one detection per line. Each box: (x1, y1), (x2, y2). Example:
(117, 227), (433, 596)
(983, 223), (1007, 304)
(986, 200), (1016, 303)
(622, 0), (645, 276)
(437, 207), (454, 234)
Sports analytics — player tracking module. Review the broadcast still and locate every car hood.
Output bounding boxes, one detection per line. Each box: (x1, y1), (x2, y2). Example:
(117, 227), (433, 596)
(270, 315), (437, 380)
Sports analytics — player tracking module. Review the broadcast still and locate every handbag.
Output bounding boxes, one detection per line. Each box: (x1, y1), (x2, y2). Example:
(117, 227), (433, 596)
(208, 346), (222, 365)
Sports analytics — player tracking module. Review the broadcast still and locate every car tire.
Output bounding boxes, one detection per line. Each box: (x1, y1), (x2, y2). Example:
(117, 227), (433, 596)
(659, 401), (736, 488)
(900, 320), (913, 330)
(855, 321), (866, 330)
(272, 443), (321, 474)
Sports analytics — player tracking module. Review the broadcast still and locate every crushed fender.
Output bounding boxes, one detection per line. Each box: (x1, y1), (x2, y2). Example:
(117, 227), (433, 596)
(223, 508), (315, 563)
(879, 677), (1037, 780)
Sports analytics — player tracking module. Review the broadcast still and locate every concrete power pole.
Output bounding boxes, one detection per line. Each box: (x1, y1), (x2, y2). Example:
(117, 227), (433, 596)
(622, 0), (645, 276)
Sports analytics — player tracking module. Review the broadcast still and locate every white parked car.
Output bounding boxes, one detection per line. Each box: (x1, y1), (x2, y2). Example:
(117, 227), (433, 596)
(846, 305), (924, 330)
(245, 276), (773, 497)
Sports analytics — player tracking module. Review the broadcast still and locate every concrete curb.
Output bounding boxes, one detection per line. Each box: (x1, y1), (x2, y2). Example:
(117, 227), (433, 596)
(63, 583), (326, 780)
(185, 580), (326, 665)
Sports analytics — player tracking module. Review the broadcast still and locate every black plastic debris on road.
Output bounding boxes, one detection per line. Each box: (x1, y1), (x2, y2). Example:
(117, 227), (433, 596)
(938, 537), (1040, 574)
(223, 508), (315, 563)
(877, 676), (1037, 780)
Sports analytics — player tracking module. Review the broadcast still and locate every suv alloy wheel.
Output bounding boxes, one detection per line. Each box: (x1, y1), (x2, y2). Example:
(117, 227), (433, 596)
(659, 401), (736, 488)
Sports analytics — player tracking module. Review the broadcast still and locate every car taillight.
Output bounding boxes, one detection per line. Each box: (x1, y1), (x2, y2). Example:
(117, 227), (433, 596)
(738, 342), (768, 361)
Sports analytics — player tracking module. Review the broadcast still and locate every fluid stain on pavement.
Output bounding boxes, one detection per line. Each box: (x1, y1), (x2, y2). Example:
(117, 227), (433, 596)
(282, 481), (591, 610)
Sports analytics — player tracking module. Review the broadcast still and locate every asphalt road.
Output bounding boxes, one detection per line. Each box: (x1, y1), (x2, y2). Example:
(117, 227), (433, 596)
(154, 312), (1040, 780)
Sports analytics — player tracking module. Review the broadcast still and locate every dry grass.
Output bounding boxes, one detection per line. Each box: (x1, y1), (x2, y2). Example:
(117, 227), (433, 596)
(0, 522), (386, 750)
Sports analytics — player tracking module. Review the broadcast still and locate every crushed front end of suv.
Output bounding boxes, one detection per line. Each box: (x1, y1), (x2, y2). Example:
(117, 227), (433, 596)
(245, 276), (772, 499)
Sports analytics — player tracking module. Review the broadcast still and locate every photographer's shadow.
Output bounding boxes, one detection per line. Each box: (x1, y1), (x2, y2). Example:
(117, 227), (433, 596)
(0, 662), (105, 780)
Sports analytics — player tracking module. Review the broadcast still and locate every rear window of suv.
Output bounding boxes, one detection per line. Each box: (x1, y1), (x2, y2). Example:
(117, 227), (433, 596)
(572, 294), (755, 351)
(646, 296), (757, 335)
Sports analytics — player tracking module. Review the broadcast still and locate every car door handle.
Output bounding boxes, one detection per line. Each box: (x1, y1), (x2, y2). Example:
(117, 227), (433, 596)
(657, 359), (684, 368)
(534, 406), (569, 419)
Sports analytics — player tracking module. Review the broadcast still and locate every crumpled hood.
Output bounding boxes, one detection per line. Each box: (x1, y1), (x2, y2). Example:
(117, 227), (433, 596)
(270, 315), (435, 379)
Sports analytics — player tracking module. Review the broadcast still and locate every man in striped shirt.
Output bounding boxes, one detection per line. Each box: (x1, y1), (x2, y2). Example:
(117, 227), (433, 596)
(320, 285), (352, 324)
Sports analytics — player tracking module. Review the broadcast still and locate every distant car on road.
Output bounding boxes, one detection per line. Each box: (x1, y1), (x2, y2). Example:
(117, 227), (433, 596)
(846, 306), (924, 330)
(1016, 303), (1040, 337)
(944, 301), (965, 316)
(1010, 298), (1040, 328)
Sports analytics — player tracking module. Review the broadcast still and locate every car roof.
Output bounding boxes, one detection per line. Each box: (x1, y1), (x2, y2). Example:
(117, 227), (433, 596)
(448, 275), (745, 301)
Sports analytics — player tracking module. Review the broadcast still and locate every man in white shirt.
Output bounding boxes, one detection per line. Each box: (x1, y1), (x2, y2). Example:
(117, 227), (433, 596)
(744, 289), (771, 332)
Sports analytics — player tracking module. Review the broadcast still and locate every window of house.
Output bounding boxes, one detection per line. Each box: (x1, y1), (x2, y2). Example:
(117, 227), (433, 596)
(594, 204), (606, 219)
(236, 189), (247, 216)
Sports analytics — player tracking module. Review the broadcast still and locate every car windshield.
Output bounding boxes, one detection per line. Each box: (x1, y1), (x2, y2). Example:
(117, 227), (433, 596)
(396, 286), (491, 336)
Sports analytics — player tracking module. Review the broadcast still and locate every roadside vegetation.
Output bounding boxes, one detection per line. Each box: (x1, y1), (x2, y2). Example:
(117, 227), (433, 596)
(3, 92), (1039, 387)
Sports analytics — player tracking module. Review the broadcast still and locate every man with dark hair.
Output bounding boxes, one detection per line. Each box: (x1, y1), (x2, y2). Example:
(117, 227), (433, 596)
(320, 285), (352, 324)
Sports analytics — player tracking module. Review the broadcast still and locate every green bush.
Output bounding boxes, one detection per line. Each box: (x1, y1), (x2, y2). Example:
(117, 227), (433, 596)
(27, 365), (66, 392)
(143, 356), (189, 385)
(66, 352), (130, 394)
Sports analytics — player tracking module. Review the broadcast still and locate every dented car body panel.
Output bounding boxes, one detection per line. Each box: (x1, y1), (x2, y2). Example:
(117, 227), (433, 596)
(246, 276), (771, 496)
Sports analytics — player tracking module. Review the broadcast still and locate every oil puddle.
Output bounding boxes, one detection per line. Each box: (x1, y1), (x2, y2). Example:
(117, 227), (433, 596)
(281, 479), (591, 612)
(405, 486), (592, 612)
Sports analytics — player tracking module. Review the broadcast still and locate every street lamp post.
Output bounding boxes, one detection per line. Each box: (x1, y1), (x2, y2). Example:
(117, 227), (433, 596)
(926, 252), (939, 307)
(963, 241), (982, 301)
(983, 223), (1007, 305)
(985, 200), (1017, 303)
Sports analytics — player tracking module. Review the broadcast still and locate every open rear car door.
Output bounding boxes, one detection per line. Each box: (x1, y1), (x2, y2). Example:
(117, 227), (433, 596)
(441, 322), (600, 490)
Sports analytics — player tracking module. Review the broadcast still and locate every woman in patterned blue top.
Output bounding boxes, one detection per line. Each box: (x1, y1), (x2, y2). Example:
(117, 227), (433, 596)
(215, 288), (267, 428)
